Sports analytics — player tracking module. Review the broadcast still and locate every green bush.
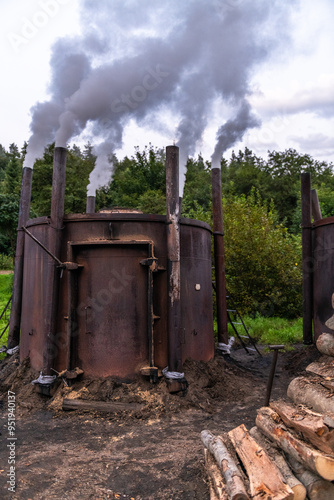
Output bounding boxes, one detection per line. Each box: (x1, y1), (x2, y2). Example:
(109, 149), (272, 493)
(223, 191), (302, 318)
(0, 253), (14, 270)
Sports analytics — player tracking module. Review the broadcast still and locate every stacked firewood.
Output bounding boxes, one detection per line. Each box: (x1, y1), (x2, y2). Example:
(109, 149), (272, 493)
(201, 333), (334, 500)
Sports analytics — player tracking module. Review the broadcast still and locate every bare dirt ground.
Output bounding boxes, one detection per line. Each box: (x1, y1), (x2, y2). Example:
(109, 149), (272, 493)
(0, 344), (320, 499)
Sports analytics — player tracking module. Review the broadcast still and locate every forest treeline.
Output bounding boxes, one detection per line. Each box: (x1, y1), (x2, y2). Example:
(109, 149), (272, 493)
(1, 141), (333, 318)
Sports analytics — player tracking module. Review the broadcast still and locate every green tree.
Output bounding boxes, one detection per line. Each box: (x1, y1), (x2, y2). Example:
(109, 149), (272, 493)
(221, 147), (334, 232)
(96, 145), (166, 213)
(220, 147), (266, 198)
(263, 149), (333, 229)
(223, 191), (302, 318)
(182, 155), (212, 214)
(31, 143), (95, 216)
(0, 145), (9, 183)
(0, 194), (20, 258)
(1, 143), (22, 196)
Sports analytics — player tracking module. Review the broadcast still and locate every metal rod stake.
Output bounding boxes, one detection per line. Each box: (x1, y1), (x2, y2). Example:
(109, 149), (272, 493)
(264, 344), (284, 406)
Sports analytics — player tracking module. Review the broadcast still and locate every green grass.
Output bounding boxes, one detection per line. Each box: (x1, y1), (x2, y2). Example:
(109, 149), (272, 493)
(0, 273), (13, 357)
(228, 315), (303, 346)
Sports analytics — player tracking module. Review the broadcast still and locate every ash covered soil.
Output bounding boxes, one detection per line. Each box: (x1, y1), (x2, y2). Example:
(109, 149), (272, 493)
(0, 344), (319, 500)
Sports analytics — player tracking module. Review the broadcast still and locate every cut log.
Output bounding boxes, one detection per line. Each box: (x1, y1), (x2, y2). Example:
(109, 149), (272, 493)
(317, 333), (334, 357)
(201, 430), (249, 500)
(228, 424), (293, 500)
(204, 449), (228, 500)
(249, 427), (306, 500)
(287, 456), (334, 500)
(270, 399), (334, 454)
(306, 358), (334, 379)
(287, 376), (334, 414)
(62, 399), (143, 412)
(256, 407), (334, 481)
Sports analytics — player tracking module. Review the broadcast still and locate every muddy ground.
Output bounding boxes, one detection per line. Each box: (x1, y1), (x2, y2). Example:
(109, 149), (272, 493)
(0, 344), (320, 499)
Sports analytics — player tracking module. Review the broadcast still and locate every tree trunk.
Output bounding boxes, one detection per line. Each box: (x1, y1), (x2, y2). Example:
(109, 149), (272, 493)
(204, 449), (228, 500)
(201, 430), (249, 500)
(287, 376), (334, 414)
(287, 456), (334, 500)
(228, 424), (293, 500)
(249, 427), (306, 500)
(316, 333), (334, 357)
(256, 407), (334, 481)
(270, 399), (334, 454)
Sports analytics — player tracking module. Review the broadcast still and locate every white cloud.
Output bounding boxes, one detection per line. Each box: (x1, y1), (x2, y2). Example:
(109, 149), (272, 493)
(251, 75), (334, 119)
(290, 133), (334, 156)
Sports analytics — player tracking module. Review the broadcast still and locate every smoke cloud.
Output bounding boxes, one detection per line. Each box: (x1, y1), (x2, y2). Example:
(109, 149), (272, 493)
(24, 0), (296, 193)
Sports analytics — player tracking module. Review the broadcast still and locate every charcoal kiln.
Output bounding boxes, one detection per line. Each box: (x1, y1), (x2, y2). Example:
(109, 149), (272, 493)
(10, 145), (225, 387)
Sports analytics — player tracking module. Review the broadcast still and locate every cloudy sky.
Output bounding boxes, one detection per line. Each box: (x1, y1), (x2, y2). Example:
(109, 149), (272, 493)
(0, 0), (333, 188)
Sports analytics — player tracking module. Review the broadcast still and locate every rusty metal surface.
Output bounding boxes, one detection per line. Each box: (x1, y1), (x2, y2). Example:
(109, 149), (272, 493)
(301, 173), (313, 344)
(20, 220), (51, 369)
(43, 147), (67, 374)
(180, 221), (214, 362)
(312, 219), (334, 341)
(8, 167), (33, 349)
(86, 196), (96, 214)
(166, 145), (182, 373)
(73, 243), (149, 378)
(211, 167), (228, 345)
(21, 213), (214, 379)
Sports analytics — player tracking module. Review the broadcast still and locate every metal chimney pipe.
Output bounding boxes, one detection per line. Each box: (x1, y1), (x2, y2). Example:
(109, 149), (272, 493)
(7, 167), (33, 349)
(43, 146), (67, 375)
(301, 172), (313, 344)
(211, 167), (228, 345)
(166, 145), (183, 375)
(86, 195), (96, 214)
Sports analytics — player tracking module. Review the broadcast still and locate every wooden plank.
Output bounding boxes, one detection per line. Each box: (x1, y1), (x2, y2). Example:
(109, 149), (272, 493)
(201, 430), (249, 500)
(62, 399), (143, 412)
(270, 399), (334, 454)
(228, 424), (293, 500)
(287, 376), (334, 415)
(249, 427), (306, 500)
(256, 407), (334, 481)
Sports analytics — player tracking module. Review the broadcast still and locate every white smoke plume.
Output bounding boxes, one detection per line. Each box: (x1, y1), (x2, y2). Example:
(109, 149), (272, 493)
(23, 0), (296, 193)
